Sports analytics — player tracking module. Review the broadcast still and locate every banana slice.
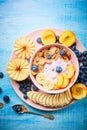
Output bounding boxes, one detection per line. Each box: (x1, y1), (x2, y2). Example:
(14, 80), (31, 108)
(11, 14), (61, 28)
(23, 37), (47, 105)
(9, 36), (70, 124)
(43, 79), (54, 90)
(36, 73), (46, 85)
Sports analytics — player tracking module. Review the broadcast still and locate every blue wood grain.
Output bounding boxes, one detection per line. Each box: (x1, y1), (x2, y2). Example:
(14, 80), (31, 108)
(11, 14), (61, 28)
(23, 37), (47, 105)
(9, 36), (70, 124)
(0, 0), (87, 130)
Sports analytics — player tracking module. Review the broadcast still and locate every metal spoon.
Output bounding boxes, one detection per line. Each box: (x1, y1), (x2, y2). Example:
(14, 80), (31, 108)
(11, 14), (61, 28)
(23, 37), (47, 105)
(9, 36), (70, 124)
(12, 104), (54, 120)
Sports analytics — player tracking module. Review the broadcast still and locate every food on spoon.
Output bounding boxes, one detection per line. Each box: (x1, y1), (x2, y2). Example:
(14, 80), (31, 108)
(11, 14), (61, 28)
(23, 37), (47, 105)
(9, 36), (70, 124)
(14, 37), (35, 59)
(59, 30), (76, 47)
(42, 30), (56, 45)
(27, 89), (73, 107)
(71, 83), (87, 99)
(6, 58), (29, 81)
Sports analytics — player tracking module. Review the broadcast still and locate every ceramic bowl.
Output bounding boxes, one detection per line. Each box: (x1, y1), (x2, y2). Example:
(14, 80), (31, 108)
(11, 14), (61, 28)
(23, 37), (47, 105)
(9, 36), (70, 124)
(29, 44), (79, 94)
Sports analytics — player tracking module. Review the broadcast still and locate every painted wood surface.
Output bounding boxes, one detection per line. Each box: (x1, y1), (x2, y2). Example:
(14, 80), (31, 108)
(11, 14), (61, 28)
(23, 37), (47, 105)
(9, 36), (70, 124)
(0, 0), (87, 130)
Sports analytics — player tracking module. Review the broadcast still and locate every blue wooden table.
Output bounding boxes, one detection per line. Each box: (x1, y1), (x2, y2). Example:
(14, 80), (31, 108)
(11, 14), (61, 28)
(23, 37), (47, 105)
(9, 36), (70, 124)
(0, 0), (87, 130)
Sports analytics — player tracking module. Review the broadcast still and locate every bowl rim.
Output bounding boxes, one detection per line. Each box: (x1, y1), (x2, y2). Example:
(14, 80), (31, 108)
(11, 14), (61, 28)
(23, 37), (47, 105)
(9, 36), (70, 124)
(29, 43), (79, 94)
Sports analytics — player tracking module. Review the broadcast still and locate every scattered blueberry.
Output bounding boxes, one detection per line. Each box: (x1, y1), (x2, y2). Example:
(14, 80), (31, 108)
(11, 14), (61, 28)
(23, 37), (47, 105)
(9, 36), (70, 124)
(15, 105), (22, 112)
(82, 51), (87, 56)
(56, 35), (59, 42)
(0, 72), (4, 78)
(31, 65), (38, 71)
(74, 49), (80, 57)
(60, 50), (66, 56)
(46, 54), (52, 59)
(70, 43), (76, 51)
(83, 61), (87, 66)
(0, 88), (2, 94)
(23, 94), (28, 99)
(32, 85), (38, 91)
(3, 96), (10, 103)
(56, 66), (62, 73)
(22, 89), (27, 94)
(37, 37), (42, 43)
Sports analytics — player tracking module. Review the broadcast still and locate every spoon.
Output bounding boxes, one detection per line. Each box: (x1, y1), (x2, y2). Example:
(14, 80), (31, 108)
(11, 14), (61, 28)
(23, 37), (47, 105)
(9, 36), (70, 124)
(12, 104), (54, 120)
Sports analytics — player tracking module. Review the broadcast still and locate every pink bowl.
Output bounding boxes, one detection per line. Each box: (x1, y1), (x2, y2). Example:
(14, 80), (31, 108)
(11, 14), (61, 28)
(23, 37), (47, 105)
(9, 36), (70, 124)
(29, 44), (79, 94)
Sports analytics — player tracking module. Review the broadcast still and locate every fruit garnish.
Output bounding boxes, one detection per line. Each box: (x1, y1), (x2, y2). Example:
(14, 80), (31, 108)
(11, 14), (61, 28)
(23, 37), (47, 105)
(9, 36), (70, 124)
(54, 74), (63, 89)
(43, 79), (54, 90)
(31, 65), (38, 71)
(59, 30), (76, 47)
(6, 58), (29, 81)
(42, 30), (56, 45)
(71, 83), (87, 100)
(46, 54), (52, 59)
(14, 37), (35, 59)
(66, 65), (75, 79)
(36, 73), (46, 85)
(56, 66), (62, 73)
(61, 77), (69, 88)
(59, 50), (66, 56)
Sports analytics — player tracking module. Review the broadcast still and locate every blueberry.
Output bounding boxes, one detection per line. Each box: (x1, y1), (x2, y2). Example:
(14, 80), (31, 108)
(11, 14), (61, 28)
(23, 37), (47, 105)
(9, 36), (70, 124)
(56, 35), (59, 42)
(80, 65), (85, 70)
(0, 72), (4, 78)
(82, 57), (87, 62)
(84, 82), (87, 86)
(22, 89), (27, 94)
(19, 86), (23, 91)
(26, 86), (31, 91)
(70, 43), (76, 51)
(31, 65), (38, 71)
(37, 37), (42, 43)
(78, 57), (83, 63)
(32, 85), (38, 91)
(3, 96), (10, 103)
(82, 51), (87, 56)
(74, 49), (80, 57)
(23, 94), (28, 99)
(46, 54), (52, 59)
(83, 61), (87, 66)
(56, 66), (62, 73)
(0, 87), (2, 94)
(60, 50), (66, 56)
(15, 105), (22, 112)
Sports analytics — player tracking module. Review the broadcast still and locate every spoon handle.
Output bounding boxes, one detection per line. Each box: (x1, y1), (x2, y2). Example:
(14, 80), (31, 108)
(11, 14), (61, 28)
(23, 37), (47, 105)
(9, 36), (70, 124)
(26, 111), (54, 120)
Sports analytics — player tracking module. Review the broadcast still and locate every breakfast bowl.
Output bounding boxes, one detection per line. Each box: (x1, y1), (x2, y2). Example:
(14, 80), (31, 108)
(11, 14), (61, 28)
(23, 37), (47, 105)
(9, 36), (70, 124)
(29, 44), (79, 94)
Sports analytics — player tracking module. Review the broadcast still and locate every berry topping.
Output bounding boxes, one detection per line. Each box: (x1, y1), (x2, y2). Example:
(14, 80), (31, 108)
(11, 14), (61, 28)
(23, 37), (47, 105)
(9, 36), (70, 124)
(23, 94), (28, 99)
(3, 96), (10, 103)
(46, 54), (52, 59)
(82, 51), (87, 56)
(56, 66), (62, 73)
(31, 65), (38, 71)
(59, 50), (66, 56)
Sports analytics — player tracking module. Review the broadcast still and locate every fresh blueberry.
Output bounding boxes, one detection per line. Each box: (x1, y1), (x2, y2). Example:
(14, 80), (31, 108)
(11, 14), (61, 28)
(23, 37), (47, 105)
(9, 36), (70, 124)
(0, 87), (2, 94)
(22, 89), (27, 94)
(80, 65), (85, 70)
(46, 54), (52, 59)
(78, 57), (83, 63)
(23, 94), (28, 99)
(56, 66), (62, 73)
(31, 65), (38, 71)
(70, 43), (76, 51)
(37, 37), (42, 43)
(0, 72), (4, 78)
(32, 85), (38, 91)
(82, 57), (87, 62)
(74, 49), (80, 57)
(15, 105), (22, 112)
(82, 51), (87, 56)
(26, 86), (31, 91)
(84, 82), (87, 86)
(83, 61), (87, 66)
(60, 50), (66, 56)
(3, 96), (10, 103)
(19, 86), (23, 91)
(56, 35), (59, 42)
